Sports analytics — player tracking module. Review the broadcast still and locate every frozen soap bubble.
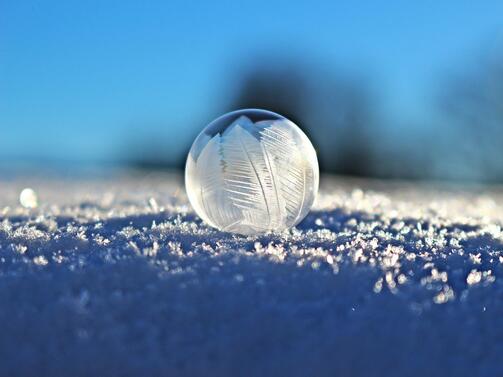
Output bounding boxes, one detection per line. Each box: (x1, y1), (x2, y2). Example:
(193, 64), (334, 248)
(185, 109), (319, 235)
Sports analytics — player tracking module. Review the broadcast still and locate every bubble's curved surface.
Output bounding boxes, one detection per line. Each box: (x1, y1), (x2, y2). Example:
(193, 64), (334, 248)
(185, 109), (319, 235)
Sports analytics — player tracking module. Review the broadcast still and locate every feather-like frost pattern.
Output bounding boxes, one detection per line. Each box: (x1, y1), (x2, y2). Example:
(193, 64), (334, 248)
(195, 134), (241, 229)
(221, 117), (277, 231)
(258, 120), (313, 225)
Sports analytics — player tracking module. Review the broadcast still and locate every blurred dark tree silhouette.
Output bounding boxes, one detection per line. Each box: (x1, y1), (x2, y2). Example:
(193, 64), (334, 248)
(122, 50), (503, 183)
(230, 58), (379, 177)
(232, 64), (310, 129)
(438, 52), (503, 182)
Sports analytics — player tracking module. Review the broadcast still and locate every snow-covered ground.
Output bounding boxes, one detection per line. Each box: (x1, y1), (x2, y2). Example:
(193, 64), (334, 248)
(1, 173), (503, 376)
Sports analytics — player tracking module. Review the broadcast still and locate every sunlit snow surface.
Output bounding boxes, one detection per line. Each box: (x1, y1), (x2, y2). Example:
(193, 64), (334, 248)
(1, 174), (503, 376)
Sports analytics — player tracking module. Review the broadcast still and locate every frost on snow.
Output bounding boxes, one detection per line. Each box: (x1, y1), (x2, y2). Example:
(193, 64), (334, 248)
(1, 174), (503, 376)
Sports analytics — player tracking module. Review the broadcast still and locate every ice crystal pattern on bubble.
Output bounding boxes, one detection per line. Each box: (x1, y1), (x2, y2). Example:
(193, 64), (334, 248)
(185, 110), (319, 235)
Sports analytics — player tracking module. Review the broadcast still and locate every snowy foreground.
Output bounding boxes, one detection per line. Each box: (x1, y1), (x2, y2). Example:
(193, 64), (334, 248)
(1, 173), (503, 376)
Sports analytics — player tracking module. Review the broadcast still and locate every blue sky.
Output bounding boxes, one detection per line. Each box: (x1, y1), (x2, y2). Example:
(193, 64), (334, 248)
(1, 0), (502, 165)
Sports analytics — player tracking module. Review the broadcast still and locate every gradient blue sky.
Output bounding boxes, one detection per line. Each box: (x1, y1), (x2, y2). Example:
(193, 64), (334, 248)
(1, 0), (502, 164)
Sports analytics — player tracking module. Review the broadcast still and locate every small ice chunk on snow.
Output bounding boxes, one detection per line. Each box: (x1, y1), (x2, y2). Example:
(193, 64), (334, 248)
(33, 255), (48, 266)
(467, 270), (482, 285)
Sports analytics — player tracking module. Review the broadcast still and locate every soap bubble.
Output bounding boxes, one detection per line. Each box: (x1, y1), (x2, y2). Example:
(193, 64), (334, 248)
(185, 109), (319, 235)
(19, 188), (38, 209)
